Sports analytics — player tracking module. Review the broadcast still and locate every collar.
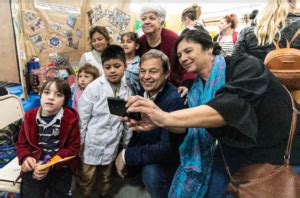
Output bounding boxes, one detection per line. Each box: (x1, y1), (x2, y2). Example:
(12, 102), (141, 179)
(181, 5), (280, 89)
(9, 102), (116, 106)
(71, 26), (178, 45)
(36, 107), (64, 128)
(143, 86), (164, 101)
(127, 56), (140, 64)
(99, 74), (127, 87)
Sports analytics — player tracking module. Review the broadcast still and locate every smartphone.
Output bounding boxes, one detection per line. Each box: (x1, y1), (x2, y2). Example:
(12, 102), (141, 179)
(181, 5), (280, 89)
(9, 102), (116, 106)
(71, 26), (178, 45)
(107, 97), (142, 121)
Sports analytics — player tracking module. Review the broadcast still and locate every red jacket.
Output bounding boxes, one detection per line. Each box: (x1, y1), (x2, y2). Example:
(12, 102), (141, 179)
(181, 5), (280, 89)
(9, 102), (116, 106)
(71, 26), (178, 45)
(16, 106), (80, 173)
(138, 28), (195, 87)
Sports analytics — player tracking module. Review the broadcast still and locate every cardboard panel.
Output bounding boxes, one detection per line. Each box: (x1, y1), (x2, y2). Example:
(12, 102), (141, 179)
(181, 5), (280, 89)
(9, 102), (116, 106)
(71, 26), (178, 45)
(0, 0), (20, 83)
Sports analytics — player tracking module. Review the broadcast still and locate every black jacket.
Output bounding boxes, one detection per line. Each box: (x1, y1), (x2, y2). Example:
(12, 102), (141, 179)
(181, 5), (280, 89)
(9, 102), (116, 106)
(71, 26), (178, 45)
(232, 13), (300, 62)
(207, 54), (300, 165)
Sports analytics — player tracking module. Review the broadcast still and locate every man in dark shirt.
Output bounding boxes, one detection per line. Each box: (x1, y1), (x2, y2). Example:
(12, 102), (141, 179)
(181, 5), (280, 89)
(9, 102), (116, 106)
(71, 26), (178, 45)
(115, 49), (185, 198)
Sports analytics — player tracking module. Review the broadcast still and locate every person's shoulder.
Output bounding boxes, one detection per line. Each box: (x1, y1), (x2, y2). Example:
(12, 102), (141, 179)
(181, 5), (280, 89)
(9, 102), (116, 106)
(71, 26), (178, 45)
(164, 82), (180, 97)
(87, 76), (102, 88)
(139, 34), (147, 41)
(162, 28), (178, 39)
(63, 107), (79, 123)
(158, 82), (182, 106)
(80, 77), (101, 99)
(239, 26), (255, 37)
(229, 54), (265, 76)
(81, 51), (92, 58)
(230, 54), (261, 67)
(286, 13), (300, 24)
(24, 107), (39, 119)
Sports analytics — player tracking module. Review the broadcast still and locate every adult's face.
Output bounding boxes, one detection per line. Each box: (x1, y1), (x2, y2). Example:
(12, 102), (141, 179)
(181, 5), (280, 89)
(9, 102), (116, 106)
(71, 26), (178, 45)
(218, 18), (231, 33)
(182, 16), (192, 28)
(177, 39), (213, 75)
(141, 12), (162, 35)
(139, 58), (169, 96)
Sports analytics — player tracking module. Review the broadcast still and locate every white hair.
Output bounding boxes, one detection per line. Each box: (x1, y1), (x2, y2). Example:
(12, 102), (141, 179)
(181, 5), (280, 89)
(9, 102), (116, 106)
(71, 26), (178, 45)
(140, 4), (166, 24)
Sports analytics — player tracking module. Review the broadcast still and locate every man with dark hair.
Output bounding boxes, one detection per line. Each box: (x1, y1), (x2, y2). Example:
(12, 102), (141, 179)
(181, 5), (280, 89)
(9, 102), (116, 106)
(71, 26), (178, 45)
(76, 45), (132, 198)
(115, 49), (185, 198)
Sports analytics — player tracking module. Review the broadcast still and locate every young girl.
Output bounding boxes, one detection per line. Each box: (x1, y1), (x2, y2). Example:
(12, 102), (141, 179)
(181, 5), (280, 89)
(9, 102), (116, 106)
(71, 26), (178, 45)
(16, 78), (80, 198)
(214, 13), (239, 57)
(72, 64), (99, 110)
(121, 32), (141, 94)
(79, 26), (110, 75)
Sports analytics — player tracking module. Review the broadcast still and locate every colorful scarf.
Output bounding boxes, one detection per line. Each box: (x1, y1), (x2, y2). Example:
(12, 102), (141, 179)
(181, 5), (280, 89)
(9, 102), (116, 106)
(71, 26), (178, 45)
(169, 55), (226, 198)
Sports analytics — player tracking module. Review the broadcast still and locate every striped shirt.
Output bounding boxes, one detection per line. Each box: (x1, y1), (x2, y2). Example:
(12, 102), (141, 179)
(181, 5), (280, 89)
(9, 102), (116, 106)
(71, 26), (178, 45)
(219, 35), (235, 56)
(36, 108), (63, 158)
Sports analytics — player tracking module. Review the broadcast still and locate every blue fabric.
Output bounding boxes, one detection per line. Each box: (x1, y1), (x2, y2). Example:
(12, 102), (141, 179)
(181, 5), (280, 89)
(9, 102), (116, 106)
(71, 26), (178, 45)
(125, 82), (185, 166)
(125, 56), (141, 95)
(142, 164), (177, 198)
(293, 166), (300, 175)
(169, 55), (226, 198)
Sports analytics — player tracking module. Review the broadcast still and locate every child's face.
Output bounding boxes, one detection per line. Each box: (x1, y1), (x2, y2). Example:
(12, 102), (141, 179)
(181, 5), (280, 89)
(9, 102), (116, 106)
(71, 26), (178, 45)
(121, 35), (139, 56)
(91, 32), (109, 53)
(103, 59), (126, 84)
(40, 82), (65, 116)
(78, 71), (94, 89)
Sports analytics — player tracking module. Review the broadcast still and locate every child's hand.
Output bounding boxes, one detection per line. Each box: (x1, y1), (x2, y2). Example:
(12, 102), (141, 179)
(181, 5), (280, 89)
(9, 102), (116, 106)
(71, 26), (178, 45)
(115, 152), (126, 178)
(21, 157), (36, 172)
(32, 162), (50, 180)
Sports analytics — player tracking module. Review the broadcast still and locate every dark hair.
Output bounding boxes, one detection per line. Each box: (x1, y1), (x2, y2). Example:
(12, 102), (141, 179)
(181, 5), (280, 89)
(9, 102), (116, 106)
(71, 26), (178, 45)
(173, 29), (221, 77)
(78, 63), (100, 80)
(101, 45), (126, 64)
(223, 13), (238, 29)
(140, 49), (170, 74)
(176, 29), (220, 53)
(89, 26), (110, 49)
(181, 4), (201, 21)
(40, 78), (71, 106)
(249, 9), (258, 20)
(121, 32), (141, 46)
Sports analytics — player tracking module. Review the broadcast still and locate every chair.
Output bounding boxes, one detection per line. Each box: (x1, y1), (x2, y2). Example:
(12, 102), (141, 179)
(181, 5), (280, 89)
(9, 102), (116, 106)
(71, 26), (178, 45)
(0, 94), (24, 193)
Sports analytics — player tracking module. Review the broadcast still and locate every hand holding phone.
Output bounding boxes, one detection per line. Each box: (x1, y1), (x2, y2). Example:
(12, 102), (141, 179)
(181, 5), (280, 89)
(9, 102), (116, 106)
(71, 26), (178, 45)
(107, 97), (142, 121)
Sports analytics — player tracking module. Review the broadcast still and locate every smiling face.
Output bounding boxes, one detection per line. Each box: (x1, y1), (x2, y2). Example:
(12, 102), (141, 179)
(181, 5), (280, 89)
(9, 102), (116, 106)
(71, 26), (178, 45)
(78, 71), (94, 90)
(103, 58), (126, 84)
(141, 12), (162, 34)
(40, 82), (65, 116)
(139, 58), (169, 97)
(91, 32), (109, 52)
(121, 35), (139, 55)
(177, 39), (213, 75)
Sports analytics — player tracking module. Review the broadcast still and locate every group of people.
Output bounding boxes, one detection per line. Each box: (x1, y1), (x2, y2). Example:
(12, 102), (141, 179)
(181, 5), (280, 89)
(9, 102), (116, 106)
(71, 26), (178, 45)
(15, 0), (300, 198)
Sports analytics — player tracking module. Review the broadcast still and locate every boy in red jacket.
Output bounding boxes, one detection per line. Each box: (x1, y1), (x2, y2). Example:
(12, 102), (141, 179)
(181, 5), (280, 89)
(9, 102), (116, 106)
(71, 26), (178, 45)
(17, 78), (80, 198)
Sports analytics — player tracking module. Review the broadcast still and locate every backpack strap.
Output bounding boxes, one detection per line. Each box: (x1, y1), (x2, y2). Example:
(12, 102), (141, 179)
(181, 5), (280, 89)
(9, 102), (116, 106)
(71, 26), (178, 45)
(290, 29), (300, 45)
(272, 38), (290, 49)
(272, 40), (281, 50)
(220, 85), (299, 179)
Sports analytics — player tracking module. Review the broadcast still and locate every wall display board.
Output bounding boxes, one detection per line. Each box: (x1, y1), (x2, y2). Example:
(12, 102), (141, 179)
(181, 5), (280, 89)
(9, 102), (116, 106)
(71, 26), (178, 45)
(0, 0), (19, 83)
(11, 0), (133, 98)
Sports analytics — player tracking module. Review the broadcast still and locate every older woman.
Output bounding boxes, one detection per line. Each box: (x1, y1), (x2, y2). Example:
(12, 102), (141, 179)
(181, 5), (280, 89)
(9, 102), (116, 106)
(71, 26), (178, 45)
(125, 30), (300, 197)
(137, 5), (194, 87)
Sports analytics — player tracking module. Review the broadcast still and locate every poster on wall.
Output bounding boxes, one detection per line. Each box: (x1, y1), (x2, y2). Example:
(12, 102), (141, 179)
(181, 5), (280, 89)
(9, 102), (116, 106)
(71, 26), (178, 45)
(85, 0), (132, 44)
(20, 0), (87, 68)
(18, 0), (134, 68)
